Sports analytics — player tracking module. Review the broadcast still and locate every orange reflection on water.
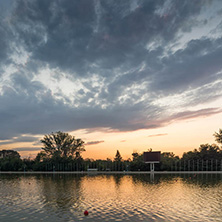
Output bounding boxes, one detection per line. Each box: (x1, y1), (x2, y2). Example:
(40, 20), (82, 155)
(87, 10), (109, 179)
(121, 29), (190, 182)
(1, 174), (222, 221)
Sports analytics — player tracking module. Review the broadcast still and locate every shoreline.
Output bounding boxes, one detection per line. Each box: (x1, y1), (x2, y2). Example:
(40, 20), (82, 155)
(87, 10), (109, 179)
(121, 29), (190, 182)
(1, 171), (222, 174)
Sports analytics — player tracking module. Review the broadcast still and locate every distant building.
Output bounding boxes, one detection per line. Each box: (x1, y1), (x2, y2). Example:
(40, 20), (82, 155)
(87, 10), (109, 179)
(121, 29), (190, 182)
(0, 150), (20, 159)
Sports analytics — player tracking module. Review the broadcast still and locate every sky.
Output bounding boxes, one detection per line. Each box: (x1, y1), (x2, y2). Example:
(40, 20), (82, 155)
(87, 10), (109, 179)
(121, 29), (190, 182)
(0, 0), (222, 160)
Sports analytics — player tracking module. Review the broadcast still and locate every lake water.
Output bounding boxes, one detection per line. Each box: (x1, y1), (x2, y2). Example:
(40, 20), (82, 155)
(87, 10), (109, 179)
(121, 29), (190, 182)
(1, 173), (222, 221)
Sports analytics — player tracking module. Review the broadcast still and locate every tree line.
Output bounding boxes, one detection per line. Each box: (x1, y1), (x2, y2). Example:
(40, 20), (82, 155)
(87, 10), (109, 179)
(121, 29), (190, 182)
(0, 129), (222, 171)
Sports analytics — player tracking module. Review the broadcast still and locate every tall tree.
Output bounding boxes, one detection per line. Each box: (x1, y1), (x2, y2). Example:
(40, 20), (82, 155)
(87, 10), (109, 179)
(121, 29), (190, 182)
(40, 131), (85, 160)
(214, 129), (222, 145)
(160, 152), (179, 170)
(0, 150), (23, 171)
(132, 151), (140, 161)
(114, 150), (122, 162)
(0, 150), (20, 159)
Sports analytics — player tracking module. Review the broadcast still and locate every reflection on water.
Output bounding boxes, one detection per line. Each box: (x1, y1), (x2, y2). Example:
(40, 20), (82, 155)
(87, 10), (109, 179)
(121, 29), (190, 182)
(1, 173), (222, 221)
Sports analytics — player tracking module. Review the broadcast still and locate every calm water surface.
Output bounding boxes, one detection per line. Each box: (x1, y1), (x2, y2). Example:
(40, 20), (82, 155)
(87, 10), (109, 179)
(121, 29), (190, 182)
(1, 173), (222, 221)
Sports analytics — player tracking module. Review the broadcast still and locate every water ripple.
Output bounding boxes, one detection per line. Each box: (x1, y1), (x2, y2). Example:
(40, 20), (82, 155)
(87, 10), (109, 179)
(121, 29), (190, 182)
(1, 174), (222, 221)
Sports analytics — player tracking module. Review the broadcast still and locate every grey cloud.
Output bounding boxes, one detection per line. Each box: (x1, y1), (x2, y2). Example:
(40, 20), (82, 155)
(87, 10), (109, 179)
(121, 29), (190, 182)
(184, 79), (222, 107)
(0, 25), (7, 63)
(100, 37), (222, 103)
(150, 37), (222, 94)
(168, 108), (222, 122)
(0, 0), (221, 141)
(32, 141), (42, 146)
(1, 72), (221, 141)
(148, 134), (168, 137)
(0, 21), (11, 73)
(143, 108), (222, 131)
(0, 135), (39, 145)
(0, 74), (161, 139)
(8, 0), (205, 76)
(11, 0), (96, 75)
(85, 141), (104, 145)
(13, 147), (41, 152)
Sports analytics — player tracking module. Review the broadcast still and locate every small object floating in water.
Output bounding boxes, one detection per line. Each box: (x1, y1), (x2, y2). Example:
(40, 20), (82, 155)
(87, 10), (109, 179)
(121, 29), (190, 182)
(84, 210), (89, 216)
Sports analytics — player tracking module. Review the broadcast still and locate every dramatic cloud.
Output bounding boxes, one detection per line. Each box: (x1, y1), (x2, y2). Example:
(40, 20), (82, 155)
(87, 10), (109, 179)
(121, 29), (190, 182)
(0, 0), (222, 144)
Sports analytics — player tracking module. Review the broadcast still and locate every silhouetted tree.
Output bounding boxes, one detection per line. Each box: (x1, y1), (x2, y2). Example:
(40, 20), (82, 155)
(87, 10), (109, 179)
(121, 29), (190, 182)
(35, 151), (48, 162)
(182, 144), (221, 161)
(40, 131), (85, 160)
(114, 150), (122, 162)
(214, 129), (222, 145)
(0, 150), (20, 159)
(0, 150), (23, 171)
(160, 152), (179, 171)
(132, 151), (140, 161)
(182, 149), (200, 161)
(23, 158), (35, 171)
(198, 143), (221, 160)
(130, 152), (149, 171)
